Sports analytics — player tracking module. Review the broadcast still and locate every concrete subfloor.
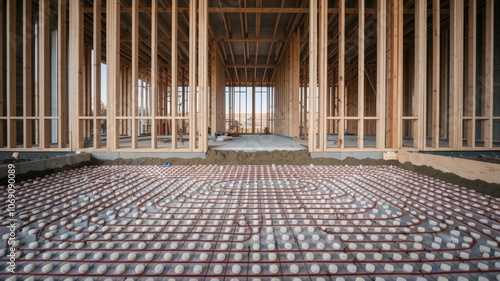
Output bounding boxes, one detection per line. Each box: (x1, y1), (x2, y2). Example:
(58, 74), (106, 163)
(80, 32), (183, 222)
(1, 165), (499, 280)
(209, 134), (307, 151)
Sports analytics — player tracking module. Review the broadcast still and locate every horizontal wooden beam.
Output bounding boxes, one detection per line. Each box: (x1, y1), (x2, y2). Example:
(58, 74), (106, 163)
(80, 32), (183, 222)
(227, 64), (277, 68)
(84, 7), (450, 14)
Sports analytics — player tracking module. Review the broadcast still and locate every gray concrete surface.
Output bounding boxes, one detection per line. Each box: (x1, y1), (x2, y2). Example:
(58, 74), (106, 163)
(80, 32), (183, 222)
(209, 134), (307, 151)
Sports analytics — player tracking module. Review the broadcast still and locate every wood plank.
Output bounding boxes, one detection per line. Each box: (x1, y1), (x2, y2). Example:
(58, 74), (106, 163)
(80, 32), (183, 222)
(415, 0), (427, 149)
(357, 0), (364, 148)
(106, 0), (120, 150)
(439, 30), (449, 140)
(465, 0), (476, 148)
(0, 0), (3, 147)
(6, 0), (16, 148)
(39, 0), (51, 148)
(199, 0), (208, 151)
(152, 0), (158, 150)
(318, 0), (328, 151)
(57, 0), (68, 148)
(376, 0), (387, 149)
(211, 42), (218, 136)
(337, 0), (345, 149)
(291, 29), (300, 139)
(93, 0), (102, 148)
(189, 0), (197, 151)
(431, 0), (440, 148)
(171, 0), (178, 148)
(23, 0), (33, 148)
(484, 0), (494, 148)
(309, 0), (318, 151)
(386, 0), (402, 149)
(131, 0), (138, 149)
(69, 0), (84, 149)
(449, 0), (464, 149)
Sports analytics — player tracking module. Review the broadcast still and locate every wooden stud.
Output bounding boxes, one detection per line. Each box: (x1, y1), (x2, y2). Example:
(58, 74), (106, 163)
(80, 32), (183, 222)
(290, 29), (300, 139)
(93, 0), (102, 148)
(39, 0), (51, 148)
(171, 0), (178, 148)
(57, 0), (67, 148)
(6, 0), (16, 148)
(83, 45), (92, 138)
(106, 0), (120, 150)
(189, 0), (197, 151)
(376, 0), (387, 149)
(357, 0), (365, 149)
(150, 0), (157, 153)
(308, 0), (318, 151)
(23, 0), (33, 148)
(449, 0), (464, 149)
(431, 0), (440, 148)
(69, 0), (84, 150)
(387, 0), (402, 149)
(484, 0), (494, 148)
(131, 0), (138, 149)
(414, 0), (427, 149)
(464, 0), (476, 148)
(337, 0), (344, 149)
(0, 0), (3, 148)
(199, 0), (208, 151)
(252, 83), (256, 134)
(439, 30), (449, 140)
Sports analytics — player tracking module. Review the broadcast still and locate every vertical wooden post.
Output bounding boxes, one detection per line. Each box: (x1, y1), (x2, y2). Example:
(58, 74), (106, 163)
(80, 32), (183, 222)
(357, 0), (365, 149)
(337, 0), (345, 149)
(484, 0), (494, 148)
(39, 0), (51, 148)
(376, 0), (387, 149)
(309, 0), (318, 151)
(289, 29), (300, 139)
(69, 0), (84, 150)
(23, 0), (33, 148)
(449, 0), (464, 149)
(151, 0), (158, 149)
(414, 0), (427, 149)
(171, 0), (178, 148)
(57, 0), (67, 148)
(131, 0), (138, 149)
(127, 67), (132, 137)
(84, 45), (92, 138)
(465, 0), (476, 148)
(211, 43), (218, 137)
(189, 0), (197, 151)
(251, 83), (256, 134)
(439, 30), (449, 139)
(199, 0), (208, 151)
(0, 0), (4, 148)
(431, 0), (440, 148)
(93, 0), (102, 148)
(106, 0), (120, 150)
(7, 0), (16, 148)
(387, 0), (402, 149)
(318, 0), (327, 149)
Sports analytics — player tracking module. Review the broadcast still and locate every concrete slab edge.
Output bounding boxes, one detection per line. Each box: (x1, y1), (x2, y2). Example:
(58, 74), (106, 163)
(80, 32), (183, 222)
(310, 151), (384, 160)
(0, 153), (91, 180)
(398, 151), (500, 184)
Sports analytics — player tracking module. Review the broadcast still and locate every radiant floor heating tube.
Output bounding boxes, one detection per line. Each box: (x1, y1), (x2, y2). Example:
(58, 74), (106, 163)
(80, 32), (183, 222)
(0, 165), (499, 280)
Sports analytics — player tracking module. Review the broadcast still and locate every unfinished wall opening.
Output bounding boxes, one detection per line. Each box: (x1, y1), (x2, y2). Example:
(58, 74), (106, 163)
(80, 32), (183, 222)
(1, 0), (499, 153)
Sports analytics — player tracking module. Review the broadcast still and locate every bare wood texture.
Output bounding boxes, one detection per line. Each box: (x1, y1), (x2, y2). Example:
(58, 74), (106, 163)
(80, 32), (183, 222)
(106, 0), (120, 150)
(23, 0), (33, 148)
(58, 0), (68, 148)
(69, 0), (84, 149)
